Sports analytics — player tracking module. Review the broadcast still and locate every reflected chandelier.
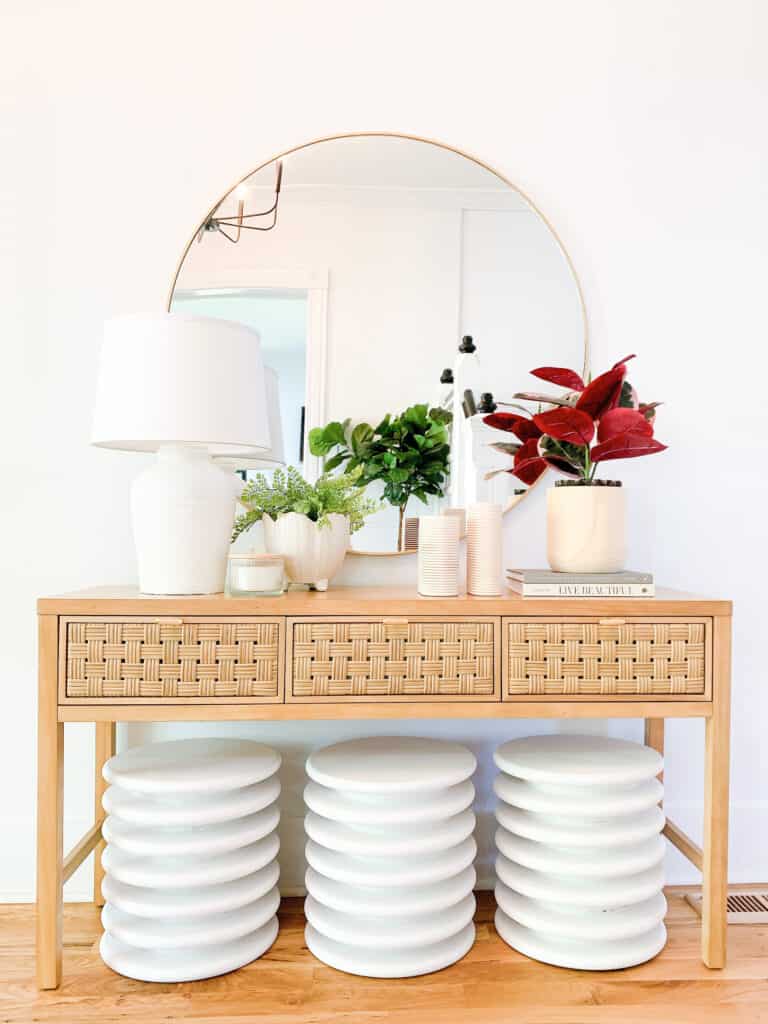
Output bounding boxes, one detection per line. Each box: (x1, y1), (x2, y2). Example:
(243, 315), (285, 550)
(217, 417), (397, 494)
(198, 161), (283, 244)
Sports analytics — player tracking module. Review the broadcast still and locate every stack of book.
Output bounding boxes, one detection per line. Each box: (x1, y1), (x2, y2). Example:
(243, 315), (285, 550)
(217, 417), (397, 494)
(506, 569), (655, 597)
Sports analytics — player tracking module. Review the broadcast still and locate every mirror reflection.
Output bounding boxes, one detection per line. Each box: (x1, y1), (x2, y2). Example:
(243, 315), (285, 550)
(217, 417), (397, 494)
(170, 134), (586, 553)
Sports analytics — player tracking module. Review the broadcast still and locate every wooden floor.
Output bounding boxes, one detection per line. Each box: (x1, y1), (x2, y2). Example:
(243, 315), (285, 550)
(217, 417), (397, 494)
(1, 892), (767, 1024)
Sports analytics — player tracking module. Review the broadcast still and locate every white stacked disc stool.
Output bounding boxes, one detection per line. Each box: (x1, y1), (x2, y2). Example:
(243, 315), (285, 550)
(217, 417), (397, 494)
(304, 736), (477, 977)
(493, 734), (667, 970)
(99, 738), (281, 982)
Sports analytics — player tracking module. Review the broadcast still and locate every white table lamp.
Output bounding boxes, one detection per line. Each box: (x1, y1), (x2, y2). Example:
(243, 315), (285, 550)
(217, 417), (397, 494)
(92, 313), (271, 594)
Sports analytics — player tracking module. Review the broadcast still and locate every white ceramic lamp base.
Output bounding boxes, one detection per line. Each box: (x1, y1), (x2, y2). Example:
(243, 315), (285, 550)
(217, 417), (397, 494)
(304, 737), (477, 977)
(132, 445), (241, 595)
(493, 734), (667, 971)
(99, 738), (281, 983)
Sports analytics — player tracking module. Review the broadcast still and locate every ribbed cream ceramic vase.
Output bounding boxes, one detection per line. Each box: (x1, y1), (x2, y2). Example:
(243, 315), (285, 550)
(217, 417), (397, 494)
(546, 485), (626, 572)
(466, 503), (502, 596)
(418, 516), (460, 597)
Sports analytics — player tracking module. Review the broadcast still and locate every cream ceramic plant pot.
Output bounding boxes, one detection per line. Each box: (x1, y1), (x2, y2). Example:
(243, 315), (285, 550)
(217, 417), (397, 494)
(546, 483), (626, 573)
(262, 512), (350, 591)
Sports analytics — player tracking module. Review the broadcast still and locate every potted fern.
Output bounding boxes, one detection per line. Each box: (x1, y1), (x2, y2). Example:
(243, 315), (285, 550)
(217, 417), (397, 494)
(233, 467), (379, 590)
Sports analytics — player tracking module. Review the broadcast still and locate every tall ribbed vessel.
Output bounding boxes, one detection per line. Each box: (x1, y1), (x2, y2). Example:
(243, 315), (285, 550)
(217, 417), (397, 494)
(304, 736), (477, 977)
(493, 734), (667, 970)
(99, 738), (281, 982)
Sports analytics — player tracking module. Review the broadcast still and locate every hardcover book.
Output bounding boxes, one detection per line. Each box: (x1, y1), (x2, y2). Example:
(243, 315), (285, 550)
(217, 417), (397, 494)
(507, 580), (655, 597)
(507, 569), (653, 584)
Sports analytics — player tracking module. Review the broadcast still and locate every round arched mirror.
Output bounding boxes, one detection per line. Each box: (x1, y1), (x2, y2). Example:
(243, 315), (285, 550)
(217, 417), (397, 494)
(169, 133), (588, 555)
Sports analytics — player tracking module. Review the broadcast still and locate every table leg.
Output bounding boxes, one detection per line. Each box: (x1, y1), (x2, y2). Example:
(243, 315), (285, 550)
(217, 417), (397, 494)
(644, 718), (665, 794)
(36, 615), (63, 990)
(702, 617), (731, 968)
(93, 722), (116, 906)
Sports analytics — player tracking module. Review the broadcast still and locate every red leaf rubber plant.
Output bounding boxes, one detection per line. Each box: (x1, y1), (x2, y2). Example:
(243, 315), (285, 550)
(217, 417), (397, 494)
(483, 355), (667, 488)
(484, 356), (668, 572)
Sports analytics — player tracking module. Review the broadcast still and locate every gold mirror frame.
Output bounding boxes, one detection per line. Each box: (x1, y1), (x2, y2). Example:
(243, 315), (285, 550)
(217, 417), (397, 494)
(167, 131), (590, 557)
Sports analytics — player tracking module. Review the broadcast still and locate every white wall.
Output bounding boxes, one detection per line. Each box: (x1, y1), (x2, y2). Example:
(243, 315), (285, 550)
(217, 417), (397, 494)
(2, 0), (767, 899)
(178, 198), (464, 425)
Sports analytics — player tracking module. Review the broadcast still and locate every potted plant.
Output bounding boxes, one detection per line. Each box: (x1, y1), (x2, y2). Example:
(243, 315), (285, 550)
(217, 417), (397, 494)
(483, 355), (666, 572)
(309, 404), (452, 551)
(233, 467), (379, 590)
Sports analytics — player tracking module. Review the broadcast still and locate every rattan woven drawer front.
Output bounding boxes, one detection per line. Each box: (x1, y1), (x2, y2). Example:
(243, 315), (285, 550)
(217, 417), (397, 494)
(289, 618), (498, 701)
(63, 618), (282, 701)
(504, 618), (709, 699)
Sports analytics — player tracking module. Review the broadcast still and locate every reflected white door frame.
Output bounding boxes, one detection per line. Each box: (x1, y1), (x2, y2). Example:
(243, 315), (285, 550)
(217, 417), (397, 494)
(172, 266), (329, 482)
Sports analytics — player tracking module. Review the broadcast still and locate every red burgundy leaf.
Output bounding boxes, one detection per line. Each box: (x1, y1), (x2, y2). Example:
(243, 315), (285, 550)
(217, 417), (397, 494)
(612, 353), (637, 369)
(575, 364), (627, 419)
(512, 438), (548, 485)
(483, 412), (542, 442)
(597, 407), (653, 443)
(513, 458), (548, 485)
(533, 407), (595, 446)
(530, 366), (585, 391)
(591, 431), (668, 463)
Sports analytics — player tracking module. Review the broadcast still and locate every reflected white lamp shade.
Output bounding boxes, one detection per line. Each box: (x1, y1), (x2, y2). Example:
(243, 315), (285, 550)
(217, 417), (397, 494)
(91, 313), (271, 595)
(214, 367), (285, 471)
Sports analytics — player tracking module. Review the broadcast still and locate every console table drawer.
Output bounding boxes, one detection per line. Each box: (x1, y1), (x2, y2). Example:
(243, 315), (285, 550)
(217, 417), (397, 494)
(503, 617), (710, 700)
(287, 617), (499, 702)
(60, 617), (283, 703)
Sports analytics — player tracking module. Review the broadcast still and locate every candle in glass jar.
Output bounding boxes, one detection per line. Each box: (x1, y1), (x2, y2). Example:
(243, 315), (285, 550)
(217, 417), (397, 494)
(228, 553), (285, 596)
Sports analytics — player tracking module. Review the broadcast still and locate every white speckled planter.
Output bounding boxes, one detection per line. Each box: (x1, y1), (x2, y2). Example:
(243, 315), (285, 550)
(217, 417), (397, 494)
(493, 734), (667, 971)
(303, 737), (477, 977)
(99, 738), (281, 983)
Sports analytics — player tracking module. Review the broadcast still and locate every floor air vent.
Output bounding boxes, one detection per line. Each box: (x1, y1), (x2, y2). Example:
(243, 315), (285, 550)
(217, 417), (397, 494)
(685, 891), (768, 923)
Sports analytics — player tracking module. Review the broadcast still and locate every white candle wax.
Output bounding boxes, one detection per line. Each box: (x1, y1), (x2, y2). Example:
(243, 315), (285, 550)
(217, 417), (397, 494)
(231, 562), (284, 593)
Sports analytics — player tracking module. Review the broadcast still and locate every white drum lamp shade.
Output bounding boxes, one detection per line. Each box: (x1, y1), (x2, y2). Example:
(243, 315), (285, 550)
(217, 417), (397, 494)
(91, 313), (272, 594)
(214, 367), (285, 471)
(92, 313), (270, 456)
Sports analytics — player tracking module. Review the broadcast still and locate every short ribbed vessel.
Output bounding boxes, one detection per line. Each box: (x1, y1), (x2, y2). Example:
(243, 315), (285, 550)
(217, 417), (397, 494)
(418, 516), (460, 597)
(99, 738), (281, 982)
(466, 502), (502, 596)
(493, 734), (667, 970)
(304, 736), (477, 977)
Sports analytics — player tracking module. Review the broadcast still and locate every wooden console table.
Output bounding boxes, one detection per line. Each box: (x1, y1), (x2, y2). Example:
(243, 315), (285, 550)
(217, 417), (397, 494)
(36, 585), (732, 988)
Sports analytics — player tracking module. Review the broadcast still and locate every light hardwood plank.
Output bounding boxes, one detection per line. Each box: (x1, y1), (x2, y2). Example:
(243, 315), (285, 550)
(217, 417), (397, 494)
(5, 893), (766, 1024)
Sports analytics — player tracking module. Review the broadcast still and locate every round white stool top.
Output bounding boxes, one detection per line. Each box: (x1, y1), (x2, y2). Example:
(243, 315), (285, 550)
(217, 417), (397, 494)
(494, 735), (662, 786)
(306, 737), (476, 793)
(103, 739), (281, 794)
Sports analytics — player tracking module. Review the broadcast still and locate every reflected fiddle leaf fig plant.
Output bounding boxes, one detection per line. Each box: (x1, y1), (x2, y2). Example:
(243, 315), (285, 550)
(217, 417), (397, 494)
(310, 404), (452, 551)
